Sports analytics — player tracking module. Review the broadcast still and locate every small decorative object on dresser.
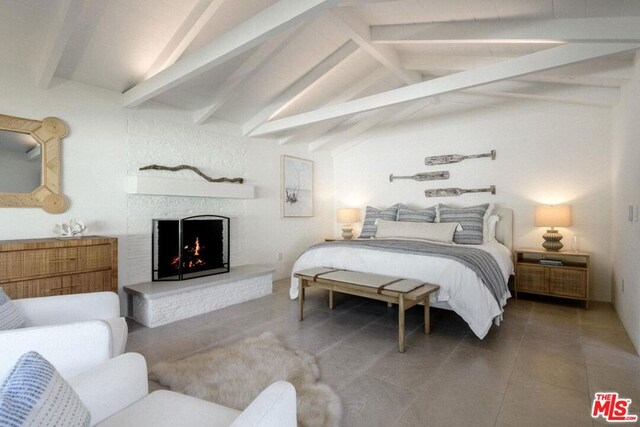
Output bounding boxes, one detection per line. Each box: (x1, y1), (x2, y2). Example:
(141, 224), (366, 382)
(515, 248), (589, 308)
(534, 204), (571, 251)
(0, 236), (117, 299)
(52, 219), (86, 238)
(336, 208), (360, 239)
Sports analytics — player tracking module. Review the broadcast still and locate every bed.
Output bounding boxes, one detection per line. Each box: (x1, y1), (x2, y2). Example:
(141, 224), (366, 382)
(290, 207), (514, 339)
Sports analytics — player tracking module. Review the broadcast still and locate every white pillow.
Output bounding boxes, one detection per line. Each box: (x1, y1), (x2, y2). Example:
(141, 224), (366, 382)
(484, 215), (500, 243)
(374, 219), (459, 243)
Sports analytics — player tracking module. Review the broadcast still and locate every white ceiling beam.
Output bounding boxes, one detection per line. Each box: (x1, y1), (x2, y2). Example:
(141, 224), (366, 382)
(145, 0), (228, 79)
(193, 26), (303, 125)
(370, 17), (640, 44)
(325, 98), (436, 155)
(242, 40), (359, 135)
(279, 67), (389, 145)
(250, 42), (640, 136)
(123, 0), (341, 108)
(329, 9), (421, 85)
(35, 0), (85, 88)
(400, 54), (633, 87)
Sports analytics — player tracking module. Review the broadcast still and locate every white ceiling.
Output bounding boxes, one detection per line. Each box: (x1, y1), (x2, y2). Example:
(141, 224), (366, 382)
(1, 0), (639, 152)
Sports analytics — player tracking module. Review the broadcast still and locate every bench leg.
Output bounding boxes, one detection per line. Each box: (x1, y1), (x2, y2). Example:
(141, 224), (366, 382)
(398, 295), (405, 353)
(424, 295), (431, 335)
(329, 289), (334, 309)
(298, 280), (306, 321)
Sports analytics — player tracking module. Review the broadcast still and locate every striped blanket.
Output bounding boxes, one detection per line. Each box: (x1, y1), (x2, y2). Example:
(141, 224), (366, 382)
(307, 239), (508, 304)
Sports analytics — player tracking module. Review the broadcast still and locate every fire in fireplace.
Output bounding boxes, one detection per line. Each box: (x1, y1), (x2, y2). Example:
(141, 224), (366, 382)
(152, 215), (230, 281)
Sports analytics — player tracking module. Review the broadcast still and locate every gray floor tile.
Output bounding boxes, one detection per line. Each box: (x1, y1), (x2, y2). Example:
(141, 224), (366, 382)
(125, 278), (639, 426)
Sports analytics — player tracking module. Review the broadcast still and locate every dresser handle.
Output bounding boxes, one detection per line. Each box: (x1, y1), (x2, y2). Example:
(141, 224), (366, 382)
(51, 258), (77, 263)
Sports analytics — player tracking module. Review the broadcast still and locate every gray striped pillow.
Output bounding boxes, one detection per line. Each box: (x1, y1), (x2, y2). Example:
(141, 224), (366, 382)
(438, 204), (491, 245)
(359, 205), (399, 239)
(0, 288), (24, 331)
(0, 351), (91, 427)
(397, 205), (436, 223)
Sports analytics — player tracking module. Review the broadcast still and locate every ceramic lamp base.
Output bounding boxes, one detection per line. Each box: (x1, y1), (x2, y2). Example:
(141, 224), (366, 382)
(542, 229), (563, 251)
(341, 224), (354, 240)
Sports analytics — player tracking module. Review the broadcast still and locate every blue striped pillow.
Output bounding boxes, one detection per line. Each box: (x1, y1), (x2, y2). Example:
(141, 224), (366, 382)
(359, 205), (399, 239)
(397, 204), (436, 223)
(0, 352), (90, 427)
(438, 204), (491, 245)
(0, 288), (24, 331)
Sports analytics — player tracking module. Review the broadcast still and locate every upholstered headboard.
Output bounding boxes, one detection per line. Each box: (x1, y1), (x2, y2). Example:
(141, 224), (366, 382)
(494, 207), (513, 251)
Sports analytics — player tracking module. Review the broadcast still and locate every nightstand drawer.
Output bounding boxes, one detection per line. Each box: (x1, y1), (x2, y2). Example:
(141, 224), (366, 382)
(549, 268), (587, 298)
(516, 264), (549, 293)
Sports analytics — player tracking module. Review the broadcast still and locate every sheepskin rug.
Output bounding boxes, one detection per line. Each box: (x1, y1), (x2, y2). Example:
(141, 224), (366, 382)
(149, 332), (342, 427)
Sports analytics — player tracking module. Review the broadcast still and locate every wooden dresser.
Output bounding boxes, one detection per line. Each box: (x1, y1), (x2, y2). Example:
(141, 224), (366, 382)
(0, 236), (117, 299)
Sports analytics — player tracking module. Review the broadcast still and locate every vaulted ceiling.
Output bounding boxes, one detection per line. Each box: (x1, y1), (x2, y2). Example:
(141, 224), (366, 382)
(2, 0), (639, 154)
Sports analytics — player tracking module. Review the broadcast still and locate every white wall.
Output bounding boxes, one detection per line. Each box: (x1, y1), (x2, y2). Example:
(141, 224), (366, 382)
(334, 93), (613, 301)
(0, 65), (333, 300)
(611, 52), (640, 353)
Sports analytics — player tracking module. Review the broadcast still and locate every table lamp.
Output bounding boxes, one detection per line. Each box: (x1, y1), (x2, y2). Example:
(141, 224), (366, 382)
(337, 208), (360, 240)
(534, 204), (571, 251)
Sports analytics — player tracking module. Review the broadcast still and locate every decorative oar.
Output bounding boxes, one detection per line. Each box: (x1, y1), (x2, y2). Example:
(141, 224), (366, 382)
(389, 171), (449, 182)
(424, 150), (496, 166)
(424, 185), (496, 198)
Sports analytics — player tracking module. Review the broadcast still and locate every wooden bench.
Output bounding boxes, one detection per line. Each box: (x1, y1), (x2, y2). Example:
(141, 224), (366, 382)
(294, 268), (439, 352)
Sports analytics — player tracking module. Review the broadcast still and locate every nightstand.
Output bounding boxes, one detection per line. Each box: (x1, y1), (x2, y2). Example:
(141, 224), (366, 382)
(514, 248), (590, 308)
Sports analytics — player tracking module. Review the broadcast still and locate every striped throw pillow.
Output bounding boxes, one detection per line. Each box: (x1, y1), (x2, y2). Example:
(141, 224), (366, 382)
(0, 288), (24, 331)
(0, 352), (91, 427)
(397, 204), (436, 223)
(438, 204), (492, 245)
(359, 205), (399, 239)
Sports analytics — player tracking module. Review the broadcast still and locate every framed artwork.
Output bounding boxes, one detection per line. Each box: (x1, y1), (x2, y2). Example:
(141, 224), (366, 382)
(281, 155), (313, 217)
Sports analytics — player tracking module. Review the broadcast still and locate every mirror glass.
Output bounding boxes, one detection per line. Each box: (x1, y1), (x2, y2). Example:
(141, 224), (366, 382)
(0, 129), (42, 193)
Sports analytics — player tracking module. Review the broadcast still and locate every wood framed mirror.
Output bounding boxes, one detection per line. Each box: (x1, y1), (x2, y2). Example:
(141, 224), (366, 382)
(0, 114), (68, 214)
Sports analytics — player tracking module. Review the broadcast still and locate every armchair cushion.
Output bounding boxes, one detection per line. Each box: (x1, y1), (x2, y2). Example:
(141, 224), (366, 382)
(11, 292), (127, 358)
(0, 321), (112, 381)
(0, 288), (24, 331)
(95, 391), (241, 427)
(0, 351), (90, 427)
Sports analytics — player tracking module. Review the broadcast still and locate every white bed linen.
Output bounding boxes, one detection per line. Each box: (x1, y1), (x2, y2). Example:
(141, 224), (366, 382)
(290, 240), (514, 339)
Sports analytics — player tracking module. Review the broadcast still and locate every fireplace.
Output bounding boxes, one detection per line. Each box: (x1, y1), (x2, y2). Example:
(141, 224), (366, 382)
(152, 215), (230, 281)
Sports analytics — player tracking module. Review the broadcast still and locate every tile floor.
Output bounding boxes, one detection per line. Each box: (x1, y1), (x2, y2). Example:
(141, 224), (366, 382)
(126, 279), (640, 427)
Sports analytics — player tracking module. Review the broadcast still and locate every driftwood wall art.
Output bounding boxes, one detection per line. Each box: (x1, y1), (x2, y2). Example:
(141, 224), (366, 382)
(424, 185), (496, 198)
(389, 171), (449, 182)
(424, 150), (496, 166)
(139, 164), (244, 184)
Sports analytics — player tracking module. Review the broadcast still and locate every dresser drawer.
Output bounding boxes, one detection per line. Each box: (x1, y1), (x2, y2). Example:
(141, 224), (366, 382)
(1, 277), (62, 299)
(77, 244), (112, 270)
(0, 248), (79, 281)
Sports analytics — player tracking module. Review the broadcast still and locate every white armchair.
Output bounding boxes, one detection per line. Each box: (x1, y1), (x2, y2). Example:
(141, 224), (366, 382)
(68, 353), (297, 427)
(0, 292), (127, 379)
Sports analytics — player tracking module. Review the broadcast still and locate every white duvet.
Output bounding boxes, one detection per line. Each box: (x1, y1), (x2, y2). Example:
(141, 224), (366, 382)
(290, 240), (514, 339)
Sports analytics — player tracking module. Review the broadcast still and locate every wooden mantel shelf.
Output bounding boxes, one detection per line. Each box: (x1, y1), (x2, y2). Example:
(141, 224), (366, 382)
(127, 176), (255, 199)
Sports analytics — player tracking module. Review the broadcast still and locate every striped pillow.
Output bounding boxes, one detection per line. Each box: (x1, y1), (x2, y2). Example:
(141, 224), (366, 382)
(438, 204), (492, 245)
(359, 205), (399, 239)
(0, 288), (24, 331)
(397, 205), (436, 223)
(0, 352), (91, 427)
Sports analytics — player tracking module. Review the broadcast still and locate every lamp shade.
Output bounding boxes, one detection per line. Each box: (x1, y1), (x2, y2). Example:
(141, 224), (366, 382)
(534, 205), (571, 227)
(337, 208), (360, 224)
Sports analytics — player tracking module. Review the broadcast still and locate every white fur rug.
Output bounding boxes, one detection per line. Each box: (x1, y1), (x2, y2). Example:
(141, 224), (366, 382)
(149, 332), (342, 427)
